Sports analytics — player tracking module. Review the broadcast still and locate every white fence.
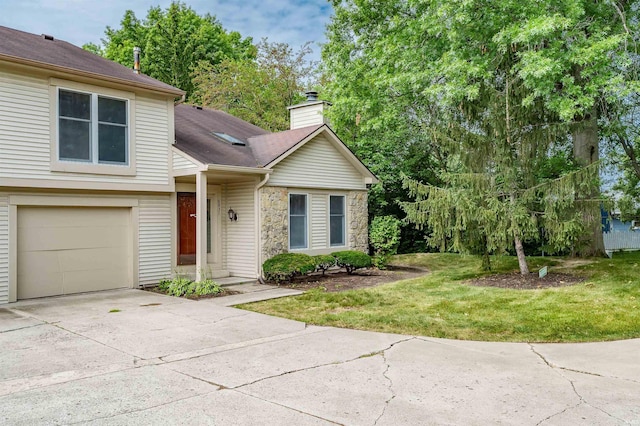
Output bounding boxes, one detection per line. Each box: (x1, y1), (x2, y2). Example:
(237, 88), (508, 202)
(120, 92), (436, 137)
(603, 232), (640, 251)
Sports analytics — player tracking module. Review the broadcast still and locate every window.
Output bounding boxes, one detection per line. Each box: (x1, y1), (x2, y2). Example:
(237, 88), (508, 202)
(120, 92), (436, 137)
(330, 195), (346, 246)
(58, 89), (128, 165)
(289, 194), (307, 249)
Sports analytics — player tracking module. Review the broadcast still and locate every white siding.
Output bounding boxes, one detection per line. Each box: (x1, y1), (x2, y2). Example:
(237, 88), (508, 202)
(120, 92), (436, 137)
(0, 195), (8, 304)
(173, 150), (199, 170)
(290, 103), (326, 129)
(268, 134), (366, 190)
(0, 69), (171, 187)
(138, 195), (173, 286)
(311, 193), (328, 249)
(224, 182), (256, 277)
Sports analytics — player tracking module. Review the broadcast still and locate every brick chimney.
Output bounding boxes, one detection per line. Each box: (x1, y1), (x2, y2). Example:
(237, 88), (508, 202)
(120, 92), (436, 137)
(287, 91), (331, 130)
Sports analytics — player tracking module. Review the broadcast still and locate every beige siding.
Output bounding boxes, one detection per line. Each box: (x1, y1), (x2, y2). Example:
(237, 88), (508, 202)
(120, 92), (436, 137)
(311, 193), (328, 249)
(0, 195), (8, 304)
(173, 150), (199, 170)
(0, 71), (50, 177)
(0, 69), (171, 187)
(290, 103), (325, 129)
(224, 182), (256, 277)
(268, 134), (366, 190)
(138, 195), (172, 286)
(134, 98), (170, 185)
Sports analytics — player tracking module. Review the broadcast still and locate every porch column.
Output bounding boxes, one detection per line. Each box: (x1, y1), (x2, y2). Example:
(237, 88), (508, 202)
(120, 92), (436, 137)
(196, 171), (208, 281)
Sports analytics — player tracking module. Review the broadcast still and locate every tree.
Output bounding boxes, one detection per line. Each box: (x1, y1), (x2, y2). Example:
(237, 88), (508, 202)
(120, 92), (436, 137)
(191, 39), (318, 132)
(86, 2), (254, 98)
(325, 0), (636, 258)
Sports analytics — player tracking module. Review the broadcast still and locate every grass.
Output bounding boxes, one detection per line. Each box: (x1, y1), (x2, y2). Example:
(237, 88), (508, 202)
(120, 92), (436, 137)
(239, 252), (640, 342)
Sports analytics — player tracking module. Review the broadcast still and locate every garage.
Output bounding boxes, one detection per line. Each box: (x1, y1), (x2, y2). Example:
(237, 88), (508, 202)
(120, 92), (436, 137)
(17, 206), (132, 299)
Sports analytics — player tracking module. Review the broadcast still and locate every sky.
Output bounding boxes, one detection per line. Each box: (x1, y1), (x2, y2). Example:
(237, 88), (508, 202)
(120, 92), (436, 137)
(0, 0), (333, 61)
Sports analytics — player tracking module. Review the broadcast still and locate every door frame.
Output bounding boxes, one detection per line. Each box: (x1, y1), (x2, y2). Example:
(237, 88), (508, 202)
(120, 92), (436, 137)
(175, 186), (222, 269)
(177, 192), (196, 265)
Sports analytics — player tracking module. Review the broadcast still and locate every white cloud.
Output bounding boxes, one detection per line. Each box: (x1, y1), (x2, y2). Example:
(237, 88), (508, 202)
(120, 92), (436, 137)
(0, 0), (332, 60)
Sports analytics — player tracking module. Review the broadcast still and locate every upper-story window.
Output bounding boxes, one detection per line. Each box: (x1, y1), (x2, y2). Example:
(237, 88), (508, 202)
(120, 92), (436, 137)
(58, 89), (128, 165)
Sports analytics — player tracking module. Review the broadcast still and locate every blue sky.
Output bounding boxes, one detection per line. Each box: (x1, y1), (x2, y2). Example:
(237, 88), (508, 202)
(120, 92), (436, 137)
(0, 0), (333, 61)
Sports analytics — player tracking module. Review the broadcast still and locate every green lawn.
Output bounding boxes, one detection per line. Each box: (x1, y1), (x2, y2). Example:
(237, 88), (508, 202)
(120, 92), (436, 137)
(239, 252), (640, 342)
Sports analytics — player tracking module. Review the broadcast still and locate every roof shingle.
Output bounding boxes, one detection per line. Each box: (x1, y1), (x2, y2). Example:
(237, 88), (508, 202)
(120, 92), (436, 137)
(174, 104), (323, 168)
(0, 26), (183, 96)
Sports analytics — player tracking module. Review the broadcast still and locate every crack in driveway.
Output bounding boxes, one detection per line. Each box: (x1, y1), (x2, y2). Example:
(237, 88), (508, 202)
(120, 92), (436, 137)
(372, 339), (413, 425)
(232, 337), (415, 391)
(529, 344), (629, 425)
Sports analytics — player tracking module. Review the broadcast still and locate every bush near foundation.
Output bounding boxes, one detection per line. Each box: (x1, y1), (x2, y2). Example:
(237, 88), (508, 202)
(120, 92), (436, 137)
(263, 253), (317, 283)
(331, 250), (372, 274)
(313, 254), (336, 275)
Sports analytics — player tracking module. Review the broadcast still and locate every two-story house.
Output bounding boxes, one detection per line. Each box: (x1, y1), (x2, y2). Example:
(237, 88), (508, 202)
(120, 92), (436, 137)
(0, 26), (376, 304)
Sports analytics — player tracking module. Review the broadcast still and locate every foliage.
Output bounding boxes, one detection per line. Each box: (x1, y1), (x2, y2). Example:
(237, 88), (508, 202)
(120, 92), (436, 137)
(160, 277), (193, 297)
(84, 1), (254, 98)
(241, 252), (640, 343)
(191, 279), (223, 296)
(313, 254), (336, 275)
(369, 216), (402, 269)
(323, 0), (637, 256)
(157, 277), (222, 297)
(192, 39), (318, 131)
(263, 253), (317, 283)
(332, 250), (372, 274)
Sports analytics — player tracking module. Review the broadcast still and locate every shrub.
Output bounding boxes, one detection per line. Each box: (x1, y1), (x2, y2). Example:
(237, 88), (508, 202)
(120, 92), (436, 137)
(370, 216), (402, 269)
(332, 250), (372, 274)
(191, 279), (223, 296)
(263, 253), (317, 283)
(162, 277), (193, 297)
(313, 254), (336, 275)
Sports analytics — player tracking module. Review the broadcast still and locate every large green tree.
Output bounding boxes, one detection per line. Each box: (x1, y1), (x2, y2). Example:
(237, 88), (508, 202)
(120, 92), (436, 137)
(191, 40), (318, 132)
(84, 2), (254, 98)
(325, 0), (636, 257)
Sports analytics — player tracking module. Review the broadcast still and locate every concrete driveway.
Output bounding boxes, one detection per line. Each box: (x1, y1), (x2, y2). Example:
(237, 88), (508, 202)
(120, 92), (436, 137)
(1, 289), (639, 425)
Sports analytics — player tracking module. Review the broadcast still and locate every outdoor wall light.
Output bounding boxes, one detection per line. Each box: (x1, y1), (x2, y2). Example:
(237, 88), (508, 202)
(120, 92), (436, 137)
(227, 208), (238, 221)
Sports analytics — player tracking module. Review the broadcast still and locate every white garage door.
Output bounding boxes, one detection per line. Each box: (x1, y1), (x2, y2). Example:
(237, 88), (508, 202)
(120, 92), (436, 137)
(17, 206), (132, 299)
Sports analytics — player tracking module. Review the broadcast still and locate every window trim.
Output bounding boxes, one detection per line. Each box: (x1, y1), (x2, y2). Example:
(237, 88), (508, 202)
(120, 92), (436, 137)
(50, 79), (136, 176)
(288, 192), (309, 250)
(329, 194), (346, 247)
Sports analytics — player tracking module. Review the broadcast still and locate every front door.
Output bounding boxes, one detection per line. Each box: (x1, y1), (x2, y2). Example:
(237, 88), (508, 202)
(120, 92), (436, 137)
(178, 193), (196, 265)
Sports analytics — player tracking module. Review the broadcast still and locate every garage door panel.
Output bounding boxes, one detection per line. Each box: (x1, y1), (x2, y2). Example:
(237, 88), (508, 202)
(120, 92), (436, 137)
(63, 268), (129, 294)
(18, 206), (132, 299)
(18, 207), (129, 228)
(18, 252), (63, 299)
(57, 247), (130, 273)
(19, 225), (130, 252)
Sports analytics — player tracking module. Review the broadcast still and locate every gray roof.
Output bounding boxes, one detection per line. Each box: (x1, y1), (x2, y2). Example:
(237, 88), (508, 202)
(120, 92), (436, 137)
(0, 26), (184, 96)
(174, 104), (323, 168)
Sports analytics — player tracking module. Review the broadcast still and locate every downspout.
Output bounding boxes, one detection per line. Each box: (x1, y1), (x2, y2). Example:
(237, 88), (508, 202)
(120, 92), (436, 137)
(174, 93), (186, 105)
(255, 172), (270, 283)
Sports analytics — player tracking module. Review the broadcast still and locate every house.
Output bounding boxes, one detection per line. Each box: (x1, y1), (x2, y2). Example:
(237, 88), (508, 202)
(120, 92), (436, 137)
(0, 26), (377, 304)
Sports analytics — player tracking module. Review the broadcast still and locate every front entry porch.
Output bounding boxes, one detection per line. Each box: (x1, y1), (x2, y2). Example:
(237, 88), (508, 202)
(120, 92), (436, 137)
(174, 167), (268, 282)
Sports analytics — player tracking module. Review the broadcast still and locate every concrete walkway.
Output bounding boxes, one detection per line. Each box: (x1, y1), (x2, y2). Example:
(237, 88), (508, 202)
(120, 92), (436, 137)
(0, 289), (638, 425)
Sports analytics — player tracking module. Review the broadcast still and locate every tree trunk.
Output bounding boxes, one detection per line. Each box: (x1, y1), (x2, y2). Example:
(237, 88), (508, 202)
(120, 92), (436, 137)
(510, 193), (529, 275)
(514, 234), (529, 275)
(572, 111), (606, 257)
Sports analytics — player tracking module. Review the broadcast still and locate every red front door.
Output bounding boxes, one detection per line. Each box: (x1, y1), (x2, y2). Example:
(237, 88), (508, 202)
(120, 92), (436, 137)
(178, 193), (196, 265)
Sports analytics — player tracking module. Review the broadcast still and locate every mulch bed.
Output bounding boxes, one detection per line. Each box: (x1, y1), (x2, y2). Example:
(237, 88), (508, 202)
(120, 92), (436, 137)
(272, 265), (429, 292)
(468, 272), (585, 289)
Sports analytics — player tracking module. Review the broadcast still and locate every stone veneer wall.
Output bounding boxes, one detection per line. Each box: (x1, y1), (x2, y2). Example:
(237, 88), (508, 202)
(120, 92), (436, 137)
(260, 187), (370, 262)
(260, 186), (289, 262)
(348, 190), (369, 252)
